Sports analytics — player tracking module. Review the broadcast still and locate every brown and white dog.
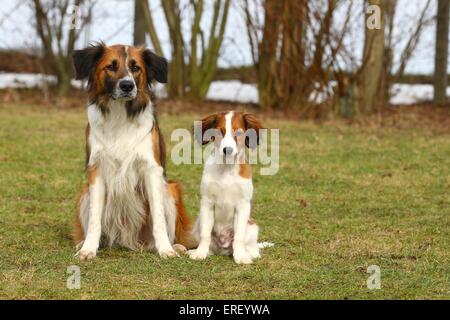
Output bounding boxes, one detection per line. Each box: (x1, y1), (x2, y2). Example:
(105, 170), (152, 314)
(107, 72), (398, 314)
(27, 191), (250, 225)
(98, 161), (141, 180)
(72, 43), (192, 260)
(188, 111), (267, 264)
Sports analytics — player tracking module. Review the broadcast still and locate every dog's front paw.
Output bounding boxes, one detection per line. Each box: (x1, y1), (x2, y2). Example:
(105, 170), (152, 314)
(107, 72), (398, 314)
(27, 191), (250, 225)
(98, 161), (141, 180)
(233, 252), (253, 265)
(77, 248), (97, 261)
(76, 241), (98, 261)
(247, 247), (261, 260)
(187, 249), (208, 260)
(158, 247), (178, 259)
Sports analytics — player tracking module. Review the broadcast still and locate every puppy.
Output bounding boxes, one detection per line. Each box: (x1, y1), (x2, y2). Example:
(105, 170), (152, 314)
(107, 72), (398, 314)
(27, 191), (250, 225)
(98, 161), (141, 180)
(188, 111), (264, 264)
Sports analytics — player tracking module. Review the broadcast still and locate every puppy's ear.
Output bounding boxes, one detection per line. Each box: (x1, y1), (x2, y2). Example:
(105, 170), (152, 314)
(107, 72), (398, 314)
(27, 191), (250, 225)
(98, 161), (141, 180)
(243, 113), (264, 148)
(195, 114), (217, 145)
(72, 43), (105, 80)
(142, 49), (168, 83)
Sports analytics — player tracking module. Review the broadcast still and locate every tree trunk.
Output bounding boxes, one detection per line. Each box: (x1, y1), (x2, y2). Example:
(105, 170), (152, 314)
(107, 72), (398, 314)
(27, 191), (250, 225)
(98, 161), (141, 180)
(161, 0), (186, 98)
(57, 71), (71, 96)
(188, 0), (231, 101)
(355, 0), (386, 115)
(32, 0), (92, 96)
(434, 0), (449, 104)
(258, 0), (308, 110)
(134, 0), (146, 46)
(258, 0), (282, 109)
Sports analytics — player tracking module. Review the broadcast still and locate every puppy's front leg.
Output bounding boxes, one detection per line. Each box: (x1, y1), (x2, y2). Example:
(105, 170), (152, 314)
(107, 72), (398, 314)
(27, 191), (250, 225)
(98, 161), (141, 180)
(188, 197), (214, 260)
(233, 201), (253, 264)
(78, 170), (105, 261)
(145, 166), (177, 258)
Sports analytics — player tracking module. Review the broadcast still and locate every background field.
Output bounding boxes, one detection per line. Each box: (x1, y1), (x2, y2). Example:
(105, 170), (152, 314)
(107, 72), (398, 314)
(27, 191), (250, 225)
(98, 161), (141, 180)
(0, 103), (449, 299)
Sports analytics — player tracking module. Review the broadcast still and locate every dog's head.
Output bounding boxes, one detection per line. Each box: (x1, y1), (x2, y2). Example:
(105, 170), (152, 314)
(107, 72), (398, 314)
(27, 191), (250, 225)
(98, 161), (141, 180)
(195, 111), (264, 161)
(72, 43), (167, 113)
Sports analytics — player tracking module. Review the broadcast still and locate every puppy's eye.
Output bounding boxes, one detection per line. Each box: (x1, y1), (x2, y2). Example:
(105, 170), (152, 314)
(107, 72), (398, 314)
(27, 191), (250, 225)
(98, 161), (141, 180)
(105, 64), (115, 71)
(131, 65), (140, 73)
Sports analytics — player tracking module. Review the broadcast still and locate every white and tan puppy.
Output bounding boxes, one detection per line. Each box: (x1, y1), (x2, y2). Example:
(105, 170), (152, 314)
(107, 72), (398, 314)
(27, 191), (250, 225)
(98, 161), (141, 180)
(188, 111), (264, 264)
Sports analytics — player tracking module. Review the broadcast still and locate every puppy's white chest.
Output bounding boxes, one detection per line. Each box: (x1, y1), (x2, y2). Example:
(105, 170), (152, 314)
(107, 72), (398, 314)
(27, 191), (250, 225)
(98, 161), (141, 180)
(201, 164), (253, 206)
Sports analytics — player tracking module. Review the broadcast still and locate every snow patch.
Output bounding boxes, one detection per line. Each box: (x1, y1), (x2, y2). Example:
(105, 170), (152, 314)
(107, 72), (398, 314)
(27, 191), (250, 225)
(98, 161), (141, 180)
(1, 73), (449, 105)
(389, 84), (450, 105)
(0, 72), (56, 89)
(206, 80), (258, 104)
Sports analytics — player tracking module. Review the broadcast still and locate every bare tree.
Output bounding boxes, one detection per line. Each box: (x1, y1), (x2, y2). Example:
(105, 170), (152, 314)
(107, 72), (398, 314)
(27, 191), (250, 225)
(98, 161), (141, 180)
(335, 0), (433, 116)
(188, 0), (231, 100)
(354, 0), (386, 115)
(434, 0), (449, 104)
(244, 0), (345, 113)
(389, 0), (433, 95)
(32, 0), (94, 95)
(142, 0), (231, 100)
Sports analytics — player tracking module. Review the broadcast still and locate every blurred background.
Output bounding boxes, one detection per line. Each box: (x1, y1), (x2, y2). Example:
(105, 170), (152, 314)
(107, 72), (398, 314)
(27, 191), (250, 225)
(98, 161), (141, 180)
(0, 0), (449, 118)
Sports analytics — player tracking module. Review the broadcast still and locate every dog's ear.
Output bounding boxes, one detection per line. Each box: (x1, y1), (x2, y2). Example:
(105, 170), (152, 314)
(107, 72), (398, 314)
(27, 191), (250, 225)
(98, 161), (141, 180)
(72, 43), (105, 80)
(195, 114), (218, 145)
(243, 113), (264, 148)
(142, 49), (168, 84)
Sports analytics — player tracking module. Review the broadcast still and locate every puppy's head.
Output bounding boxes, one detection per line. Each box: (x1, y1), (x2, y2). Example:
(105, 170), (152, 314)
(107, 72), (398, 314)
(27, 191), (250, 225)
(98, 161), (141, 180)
(72, 43), (167, 112)
(196, 111), (264, 160)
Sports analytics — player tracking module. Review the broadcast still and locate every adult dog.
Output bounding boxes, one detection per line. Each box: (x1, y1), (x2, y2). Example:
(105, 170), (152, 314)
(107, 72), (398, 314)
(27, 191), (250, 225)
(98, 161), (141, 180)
(72, 43), (192, 260)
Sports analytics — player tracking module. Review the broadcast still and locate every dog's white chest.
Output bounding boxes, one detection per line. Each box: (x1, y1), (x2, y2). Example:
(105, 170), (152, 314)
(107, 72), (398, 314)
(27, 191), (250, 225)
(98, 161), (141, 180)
(201, 161), (253, 207)
(88, 104), (154, 162)
(85, 103), (159, 249)
(88, 104), (158, 198)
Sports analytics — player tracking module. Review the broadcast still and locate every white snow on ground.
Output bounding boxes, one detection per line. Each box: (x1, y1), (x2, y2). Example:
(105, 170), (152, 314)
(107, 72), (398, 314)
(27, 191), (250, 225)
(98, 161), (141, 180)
(206, 80), (258, 104)
(389, 84), (450, 105)
(0, 72), (56, 89)
(1, 73), (449, 105)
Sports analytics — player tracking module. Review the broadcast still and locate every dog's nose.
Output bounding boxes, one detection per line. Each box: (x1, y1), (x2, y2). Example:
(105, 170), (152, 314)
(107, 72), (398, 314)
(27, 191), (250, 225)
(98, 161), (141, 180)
(223, 147), (234, 155)
(119, 80), (135, 92)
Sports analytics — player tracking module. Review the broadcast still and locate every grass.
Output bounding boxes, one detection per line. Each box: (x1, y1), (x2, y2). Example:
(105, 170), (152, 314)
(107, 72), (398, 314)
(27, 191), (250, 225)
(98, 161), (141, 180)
(0, 102), (449, 300)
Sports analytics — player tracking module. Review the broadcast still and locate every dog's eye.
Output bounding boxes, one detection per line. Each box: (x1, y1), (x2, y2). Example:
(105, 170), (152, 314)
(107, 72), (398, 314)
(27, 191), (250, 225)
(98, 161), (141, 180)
(131, 65), (140, 73)
(105, 64), (115, 71)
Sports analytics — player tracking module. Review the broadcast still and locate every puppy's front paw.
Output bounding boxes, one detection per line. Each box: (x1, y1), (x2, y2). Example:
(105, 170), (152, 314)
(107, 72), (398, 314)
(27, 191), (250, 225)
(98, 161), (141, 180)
(187, 249), (208, 260)
(233, 252), (253, 265)
(173, 244), (187, 254)
(158, 248), (178, 259)
(247, 247), (261, 260)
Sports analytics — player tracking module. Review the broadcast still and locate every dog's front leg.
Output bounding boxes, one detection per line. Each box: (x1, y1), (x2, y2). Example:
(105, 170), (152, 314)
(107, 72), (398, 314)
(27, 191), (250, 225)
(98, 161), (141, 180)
(233, 201), (253, 264)
(188, 197), (214, 260)
(78, 171), (105, 261)
(145, 166), (177, 258)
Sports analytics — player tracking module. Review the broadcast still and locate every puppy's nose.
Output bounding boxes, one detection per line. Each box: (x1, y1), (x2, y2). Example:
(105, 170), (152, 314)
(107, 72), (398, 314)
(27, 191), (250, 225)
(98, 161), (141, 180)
(119, 80), (135, 92)
(223, 147), (234, 155)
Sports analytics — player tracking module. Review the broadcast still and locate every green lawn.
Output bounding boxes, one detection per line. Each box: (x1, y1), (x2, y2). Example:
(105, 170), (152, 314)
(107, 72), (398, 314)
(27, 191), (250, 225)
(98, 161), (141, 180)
(0, 103), (449, 299)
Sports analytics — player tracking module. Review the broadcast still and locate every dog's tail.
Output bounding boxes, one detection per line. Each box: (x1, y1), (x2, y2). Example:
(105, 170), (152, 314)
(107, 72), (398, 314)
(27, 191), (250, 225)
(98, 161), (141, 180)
(167, 181), (198, 249)
(258, 242), (275, 249)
